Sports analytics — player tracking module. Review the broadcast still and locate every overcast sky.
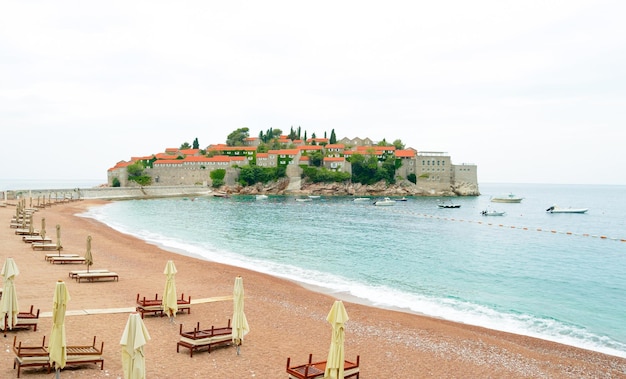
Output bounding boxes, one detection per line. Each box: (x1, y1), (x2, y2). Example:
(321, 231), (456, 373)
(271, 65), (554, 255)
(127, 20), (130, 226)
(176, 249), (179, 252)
(2, 1), (625, 186)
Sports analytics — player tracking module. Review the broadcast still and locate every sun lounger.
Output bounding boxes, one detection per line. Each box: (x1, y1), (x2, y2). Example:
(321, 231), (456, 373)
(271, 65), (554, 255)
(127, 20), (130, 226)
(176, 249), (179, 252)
(69, 269), (110, 279)
(22, 235), (51, 244)
(12, 336), (50, 378)
(286, 354), (360, 379)
(48, 256), (86, 265)
(31, 243), (60, 251)
(75, 272), (119, 283)
(177, 320), (232, 357)
(4, 305), (40, 337)
(45, 253), (79, 261)
(135, 293), (191, 318)
(63, 336), (105, 371)
(14, 228), (39, 236)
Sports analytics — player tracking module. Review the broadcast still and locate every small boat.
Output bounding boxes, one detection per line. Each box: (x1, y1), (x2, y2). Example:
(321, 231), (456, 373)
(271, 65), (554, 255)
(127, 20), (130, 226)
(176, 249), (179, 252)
(546, 205), (588, 214)
(491, 193), (523, 203)
(213, 192), (230, 198)
(481, 210), (506, 216)
(373, 197), (395, 206)
(308, 195), (321, 199)
(255, 194), (268, 200)
(437, 200), (460, 208)
(395, 197), (408, 202)
(295, 198), (312, 202)
(353, 197), (370, 202)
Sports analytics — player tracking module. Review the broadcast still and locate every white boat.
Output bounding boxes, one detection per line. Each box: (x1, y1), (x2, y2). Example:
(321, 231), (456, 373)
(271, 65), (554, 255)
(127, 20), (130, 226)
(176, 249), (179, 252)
(373, 197), (395, 206)
(481, 210), (506, 216)
(295, 198), (312, 202)
(255, 194), (268, 200)
(308, 195), (321, 199)
(546, 205), (588, 214)
(491, 193), (523, 203)
(353, 197), (370, 202)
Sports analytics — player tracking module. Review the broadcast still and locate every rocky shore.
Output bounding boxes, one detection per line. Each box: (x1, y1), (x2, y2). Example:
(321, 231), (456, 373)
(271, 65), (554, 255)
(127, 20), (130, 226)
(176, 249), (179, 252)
(223, 178), (481, 197)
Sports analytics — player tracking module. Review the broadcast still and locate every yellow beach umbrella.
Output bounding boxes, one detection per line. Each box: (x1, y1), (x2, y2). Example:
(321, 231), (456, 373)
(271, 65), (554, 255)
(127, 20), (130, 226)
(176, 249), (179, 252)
(162, 260), (178, 322)
(0, 257), (20, 336)
(56, 224), (63, 256)
(84, 236), (93, 273)
(232, 276), (249, 355)
(28, 214), (35, 235)
(49, 280), (71, 378)
(324, 300), (349, 379)
(120, 312), (151, 379)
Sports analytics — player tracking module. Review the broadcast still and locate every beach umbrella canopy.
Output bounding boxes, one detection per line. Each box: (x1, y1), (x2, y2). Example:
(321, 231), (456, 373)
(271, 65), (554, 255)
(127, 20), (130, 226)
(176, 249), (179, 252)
(84, 236), (93, 272)
(162, 260), (178, 320)
(324, 300), (349, 379)
(56, 224), (63, 255)
(0, 257), (20, 333)
(232, 276), (250, 355)
(49, 280), (71, 377)
(120, 312), (151, 379)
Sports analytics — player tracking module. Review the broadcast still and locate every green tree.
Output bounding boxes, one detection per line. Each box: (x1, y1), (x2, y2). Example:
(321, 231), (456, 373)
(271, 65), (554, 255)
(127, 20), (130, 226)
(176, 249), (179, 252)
(180, 142), (191, 149)
(309, 151), (324, 167)
(226, 127), (250, 146)
(392, 139), (405, 150)
(192, 138), (199, 149)
(329, 129), (337, 144)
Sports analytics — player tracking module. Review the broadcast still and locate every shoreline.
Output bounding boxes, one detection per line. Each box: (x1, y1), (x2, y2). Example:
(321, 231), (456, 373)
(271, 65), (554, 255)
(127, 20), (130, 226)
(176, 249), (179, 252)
(2, 199), (626, 378)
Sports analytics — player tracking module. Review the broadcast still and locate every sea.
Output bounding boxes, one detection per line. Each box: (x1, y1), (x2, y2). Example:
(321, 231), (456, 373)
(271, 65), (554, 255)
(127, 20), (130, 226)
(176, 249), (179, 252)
(5, 180), (626, 358)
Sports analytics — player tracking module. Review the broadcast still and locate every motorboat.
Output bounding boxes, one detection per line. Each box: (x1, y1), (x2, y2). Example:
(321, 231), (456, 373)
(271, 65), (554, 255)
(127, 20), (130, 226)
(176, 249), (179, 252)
(295, 198), (312, 202)
(308, 195), (321, 199)
(491, 193), (523, 203)
(437, 200), (460, 208)
(395, 197), (408, 202)
(373, 197), (395, 206)
(546, 205), (588, 214)
(213, 192), (230, 198)
(353, 197), (370, 202)
(255, 194), (268, 200)
(481, 210), (506, 216)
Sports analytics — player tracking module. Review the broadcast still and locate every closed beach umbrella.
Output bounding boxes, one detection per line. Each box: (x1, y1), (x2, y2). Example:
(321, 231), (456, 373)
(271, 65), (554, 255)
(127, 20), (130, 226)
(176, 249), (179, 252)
(49, 280), (70, 378)
(28, 214), (34, 235)
(56, 224), (63, 255)
(325, 300), (349, 379)
(162, 260), (178, 321)
(84, 236), (93, 273)
(0, 257), (20, 335)
(120, 312), (151, 379)
(41, 218), (46, 240)
(232, 276), (249, 355)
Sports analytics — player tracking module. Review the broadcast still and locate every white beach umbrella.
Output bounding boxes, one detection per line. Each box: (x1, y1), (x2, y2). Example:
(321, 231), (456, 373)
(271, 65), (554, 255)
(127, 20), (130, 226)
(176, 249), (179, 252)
(325, 300), (349, 379)
(0, 257), (20, 336)
(232, 276), (249, 355)
(120, 312), (151, 379)
(49, 280), (70, 378)
(162, 260), (178, 322)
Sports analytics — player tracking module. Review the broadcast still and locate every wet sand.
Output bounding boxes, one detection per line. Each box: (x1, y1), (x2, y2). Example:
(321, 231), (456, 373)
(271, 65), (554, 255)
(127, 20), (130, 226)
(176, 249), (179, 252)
(1, 199), (625, 378)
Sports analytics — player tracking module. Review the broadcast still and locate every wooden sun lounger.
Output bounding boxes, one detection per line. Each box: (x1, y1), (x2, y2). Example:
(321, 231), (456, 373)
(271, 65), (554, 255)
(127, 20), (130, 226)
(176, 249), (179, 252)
(75, 272), (119, 283)
(14, 229), (39, 236)
(4, 305), (40, 337)
(45, 253), (79, 261)
(63, 336), (105, 371)
(69, 269), (110, 279)
(286, 354), (360, 379)
(177, 319), (232, 357)
(12, 336), (50, 378)
(135, 293), (191, 318)
(32, 243), (61, 251)
(22, 235), (51, 243)
(48, 256), (86, 265)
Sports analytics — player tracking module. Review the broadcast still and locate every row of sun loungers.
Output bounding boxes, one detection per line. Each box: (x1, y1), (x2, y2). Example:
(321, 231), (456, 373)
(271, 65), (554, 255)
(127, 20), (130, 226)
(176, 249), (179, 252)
(286, 354), (360, 379)
(135, 293), (192, 319)
(12, 336), (104, 378)
(176, 320), (232, 357)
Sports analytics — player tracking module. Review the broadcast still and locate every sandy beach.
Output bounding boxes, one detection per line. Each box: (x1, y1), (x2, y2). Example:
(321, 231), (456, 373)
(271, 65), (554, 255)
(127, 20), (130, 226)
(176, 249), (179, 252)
(1, 199), (625, 378)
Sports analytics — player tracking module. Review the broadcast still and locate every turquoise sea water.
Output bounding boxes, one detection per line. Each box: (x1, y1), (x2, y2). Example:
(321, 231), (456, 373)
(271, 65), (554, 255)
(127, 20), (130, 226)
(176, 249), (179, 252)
(79, 183), (626, 358)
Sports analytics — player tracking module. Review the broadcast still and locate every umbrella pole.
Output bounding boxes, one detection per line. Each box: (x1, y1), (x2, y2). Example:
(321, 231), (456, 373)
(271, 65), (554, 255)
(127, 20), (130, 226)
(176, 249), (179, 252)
(55, 367), (60, 378)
